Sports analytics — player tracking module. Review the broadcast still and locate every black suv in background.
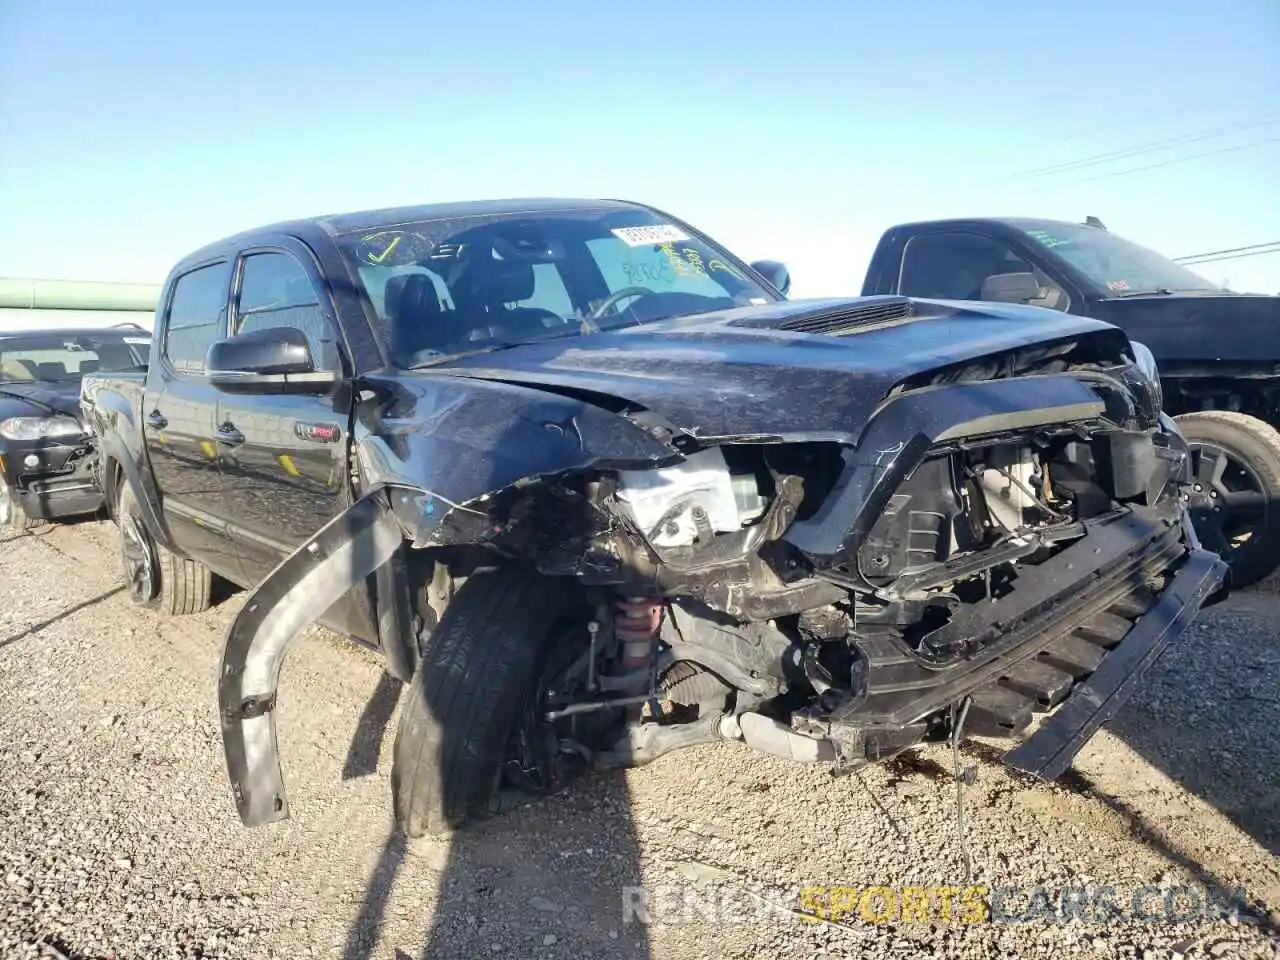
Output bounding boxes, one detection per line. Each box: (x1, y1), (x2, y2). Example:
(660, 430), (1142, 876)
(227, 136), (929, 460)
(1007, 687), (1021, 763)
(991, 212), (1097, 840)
(0, 326), (149, 531)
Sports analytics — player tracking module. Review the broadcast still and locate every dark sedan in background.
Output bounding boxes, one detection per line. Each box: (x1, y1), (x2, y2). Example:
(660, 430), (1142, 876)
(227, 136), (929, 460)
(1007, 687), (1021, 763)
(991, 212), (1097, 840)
(0, 326), (149, 531)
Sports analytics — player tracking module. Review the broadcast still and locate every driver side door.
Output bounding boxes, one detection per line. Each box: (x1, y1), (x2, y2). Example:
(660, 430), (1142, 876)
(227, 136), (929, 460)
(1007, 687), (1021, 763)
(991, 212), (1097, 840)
(210, 242), (374, 641)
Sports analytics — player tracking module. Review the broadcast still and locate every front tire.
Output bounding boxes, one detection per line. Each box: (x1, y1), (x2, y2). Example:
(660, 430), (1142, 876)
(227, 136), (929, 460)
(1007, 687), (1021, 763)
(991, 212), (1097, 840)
(1, 481), (42, 534)
(115, 482), (213, 615)
(390, 567), (585, 838)
(1176, 410), (1280, 588)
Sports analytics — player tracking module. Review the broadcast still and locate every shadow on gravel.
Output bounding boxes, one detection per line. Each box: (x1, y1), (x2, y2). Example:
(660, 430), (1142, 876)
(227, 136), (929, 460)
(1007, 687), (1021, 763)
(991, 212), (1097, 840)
(343, 672), (403, 780)
(0, 584), (126, 650)
(1105, 589), (1280, 858)
(892, 735), (1280, 934)
(339, 773), (648, 960)
(415, 774), (648, 960)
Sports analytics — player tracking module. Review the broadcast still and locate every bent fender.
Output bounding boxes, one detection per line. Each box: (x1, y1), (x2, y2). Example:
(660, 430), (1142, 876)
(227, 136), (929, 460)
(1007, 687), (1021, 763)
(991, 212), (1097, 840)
(217, 491), (403, 827)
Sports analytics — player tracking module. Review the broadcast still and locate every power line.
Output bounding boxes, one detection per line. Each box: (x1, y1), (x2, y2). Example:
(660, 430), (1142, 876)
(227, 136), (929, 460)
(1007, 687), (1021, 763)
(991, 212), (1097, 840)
(1175, 241), (1280, 263)
(1175, 245), (1280, 267)
(976, 117), (1279, 186)
(1052, 135), (1280, 186)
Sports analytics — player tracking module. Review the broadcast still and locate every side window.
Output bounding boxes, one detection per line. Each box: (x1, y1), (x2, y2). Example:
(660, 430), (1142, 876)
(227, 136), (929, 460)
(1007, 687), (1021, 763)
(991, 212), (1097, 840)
(234, 251), (336, 366)
(899, 232), (1068, 310)
(164, 262), (231, 375)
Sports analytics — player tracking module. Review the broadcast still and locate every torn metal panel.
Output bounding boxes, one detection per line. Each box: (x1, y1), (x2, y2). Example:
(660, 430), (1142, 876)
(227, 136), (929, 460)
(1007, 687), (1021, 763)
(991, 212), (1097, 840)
(218, 491), (403, 827)
(783, 374), (1107, 564)
(352, 373), (680, 545)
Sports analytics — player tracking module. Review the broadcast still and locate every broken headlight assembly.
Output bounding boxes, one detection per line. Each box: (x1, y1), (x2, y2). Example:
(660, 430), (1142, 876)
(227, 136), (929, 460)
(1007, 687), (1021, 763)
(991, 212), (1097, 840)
(0, 415), (86, 441)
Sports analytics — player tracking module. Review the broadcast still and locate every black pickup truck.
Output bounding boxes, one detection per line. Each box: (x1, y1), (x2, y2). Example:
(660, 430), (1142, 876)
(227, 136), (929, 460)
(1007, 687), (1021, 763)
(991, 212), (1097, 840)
(82, 198), (1226, 838)
(862, 216), (1280, 586)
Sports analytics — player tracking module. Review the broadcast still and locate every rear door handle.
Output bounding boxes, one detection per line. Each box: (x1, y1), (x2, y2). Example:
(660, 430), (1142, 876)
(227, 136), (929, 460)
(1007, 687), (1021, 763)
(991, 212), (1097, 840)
(215, 424), (245, 446)
(146, 410), (168, 430)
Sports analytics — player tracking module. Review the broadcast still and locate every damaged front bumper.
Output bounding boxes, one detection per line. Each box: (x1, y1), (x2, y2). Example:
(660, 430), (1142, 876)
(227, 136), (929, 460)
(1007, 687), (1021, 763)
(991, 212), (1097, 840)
(1, 438), (103, 521)
(797, 508), (1228, 779)
(1002, 516), (1227, 779)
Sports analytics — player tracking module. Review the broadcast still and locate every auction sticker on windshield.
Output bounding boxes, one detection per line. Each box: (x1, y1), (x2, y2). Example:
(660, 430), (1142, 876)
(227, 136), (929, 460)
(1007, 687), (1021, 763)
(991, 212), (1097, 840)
(611, 225), (691, 247)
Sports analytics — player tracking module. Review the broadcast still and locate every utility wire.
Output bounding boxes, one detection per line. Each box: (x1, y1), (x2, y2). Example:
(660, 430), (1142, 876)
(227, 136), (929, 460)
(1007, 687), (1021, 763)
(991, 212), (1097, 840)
(973, 117), (1279, 185)
(1175, 246), (1280, 267)
(1175, 241), (1280, 264)
(1050, 135), (1280, 186)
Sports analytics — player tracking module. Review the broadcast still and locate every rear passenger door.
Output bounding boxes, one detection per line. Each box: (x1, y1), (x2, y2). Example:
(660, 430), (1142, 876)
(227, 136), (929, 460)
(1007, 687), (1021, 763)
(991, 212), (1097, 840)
(144, 259), (243, 579)
(212, 244), (353, 591)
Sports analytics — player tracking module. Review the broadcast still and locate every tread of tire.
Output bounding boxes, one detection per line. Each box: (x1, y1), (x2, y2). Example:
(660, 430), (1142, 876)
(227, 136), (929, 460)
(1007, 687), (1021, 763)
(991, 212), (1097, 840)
(116, 481), (213, 615)
(391, 567), (576, 838)
(160, 550), (212, 616)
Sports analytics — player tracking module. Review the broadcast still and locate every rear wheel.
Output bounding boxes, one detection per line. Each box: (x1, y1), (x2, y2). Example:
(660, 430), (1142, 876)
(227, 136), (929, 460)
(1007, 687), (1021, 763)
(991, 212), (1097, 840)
(115, 481), (213, 615)
(1, 481), (42, 533)
(390, 567), (589, 838)
(1176, 410), (1280, 588)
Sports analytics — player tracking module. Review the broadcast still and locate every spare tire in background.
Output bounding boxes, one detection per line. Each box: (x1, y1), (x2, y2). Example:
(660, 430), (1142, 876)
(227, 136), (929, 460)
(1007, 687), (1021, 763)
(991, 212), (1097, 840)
(1175, 410), (1280, 588)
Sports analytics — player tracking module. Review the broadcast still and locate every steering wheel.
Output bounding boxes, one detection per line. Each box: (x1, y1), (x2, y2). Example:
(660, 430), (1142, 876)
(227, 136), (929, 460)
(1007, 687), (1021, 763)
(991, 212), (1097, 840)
(586, 286), (656, 322)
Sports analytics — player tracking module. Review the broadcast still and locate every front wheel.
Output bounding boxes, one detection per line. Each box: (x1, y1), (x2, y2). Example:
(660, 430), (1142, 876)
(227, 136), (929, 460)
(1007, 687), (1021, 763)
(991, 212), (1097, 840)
(390, 567), (589, 838)
(115, 481), (213, 615)
(1176, 410), (1280, 588)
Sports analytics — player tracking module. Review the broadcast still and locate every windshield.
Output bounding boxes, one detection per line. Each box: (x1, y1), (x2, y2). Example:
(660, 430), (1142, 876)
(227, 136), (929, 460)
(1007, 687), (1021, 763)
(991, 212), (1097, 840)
(0, 331), (150, 384)
(337, 207), (779, 368)
(1016, 221), (1221, 296)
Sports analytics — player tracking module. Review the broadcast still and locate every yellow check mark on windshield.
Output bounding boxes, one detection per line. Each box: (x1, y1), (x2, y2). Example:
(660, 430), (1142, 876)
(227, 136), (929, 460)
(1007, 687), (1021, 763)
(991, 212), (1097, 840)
(369, 234), (401, 263)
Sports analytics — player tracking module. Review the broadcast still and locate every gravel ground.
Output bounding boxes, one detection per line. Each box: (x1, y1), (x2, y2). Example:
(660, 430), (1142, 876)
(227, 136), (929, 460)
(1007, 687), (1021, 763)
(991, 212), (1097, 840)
(1, 519), (1277, 960)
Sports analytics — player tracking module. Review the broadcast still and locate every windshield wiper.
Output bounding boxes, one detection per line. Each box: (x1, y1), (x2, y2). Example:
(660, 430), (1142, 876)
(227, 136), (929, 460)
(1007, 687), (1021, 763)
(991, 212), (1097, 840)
(1110, 287), (1173, 297)
(406, 337), (573, 369)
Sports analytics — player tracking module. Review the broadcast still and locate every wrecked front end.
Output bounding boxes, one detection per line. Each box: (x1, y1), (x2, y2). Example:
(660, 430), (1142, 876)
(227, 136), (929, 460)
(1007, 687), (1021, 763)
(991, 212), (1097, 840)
(219, 322), (1227, 827)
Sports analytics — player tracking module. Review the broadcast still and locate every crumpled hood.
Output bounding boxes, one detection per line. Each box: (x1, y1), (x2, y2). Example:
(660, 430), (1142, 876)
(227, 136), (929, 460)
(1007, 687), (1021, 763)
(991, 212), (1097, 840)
(1093, 292), (1280, 366)
(431, 297), (1126, 440)
(0, 380), (83, 422)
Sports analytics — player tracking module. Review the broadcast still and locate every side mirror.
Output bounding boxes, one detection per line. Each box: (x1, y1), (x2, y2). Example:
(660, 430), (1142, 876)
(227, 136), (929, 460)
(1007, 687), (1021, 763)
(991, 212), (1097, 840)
(206, 327), (336, 394)
(750, 259), (791, 297)
(980, 272), (1041, 304)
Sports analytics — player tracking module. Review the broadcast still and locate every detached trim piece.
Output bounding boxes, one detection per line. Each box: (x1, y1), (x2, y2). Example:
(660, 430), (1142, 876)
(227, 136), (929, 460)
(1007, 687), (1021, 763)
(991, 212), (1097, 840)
(1003, 544), (1228, 780)
(218, 491), (403, 827)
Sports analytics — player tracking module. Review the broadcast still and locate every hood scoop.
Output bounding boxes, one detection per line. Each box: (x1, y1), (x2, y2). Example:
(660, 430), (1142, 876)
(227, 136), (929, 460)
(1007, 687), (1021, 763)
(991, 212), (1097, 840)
(760, 296), (918, 336)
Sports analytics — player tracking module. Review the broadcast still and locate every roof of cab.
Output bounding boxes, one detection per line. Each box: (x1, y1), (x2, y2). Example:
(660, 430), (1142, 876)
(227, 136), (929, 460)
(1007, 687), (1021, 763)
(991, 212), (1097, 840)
(174, 197), (652, 270)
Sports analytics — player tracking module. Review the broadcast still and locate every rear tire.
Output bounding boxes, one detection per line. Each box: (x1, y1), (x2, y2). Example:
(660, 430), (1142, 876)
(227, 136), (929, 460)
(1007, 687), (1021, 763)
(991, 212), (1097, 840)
(390, 566), (585, 838)
(1176, 410), (1280, 588)
(1, 481), (41, 533)
(115, 482), (213, 615)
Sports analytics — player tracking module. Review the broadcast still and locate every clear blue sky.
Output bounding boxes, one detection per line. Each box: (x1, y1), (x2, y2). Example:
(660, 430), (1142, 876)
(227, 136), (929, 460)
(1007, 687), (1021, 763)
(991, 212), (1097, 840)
(2, 0), (1278, 296)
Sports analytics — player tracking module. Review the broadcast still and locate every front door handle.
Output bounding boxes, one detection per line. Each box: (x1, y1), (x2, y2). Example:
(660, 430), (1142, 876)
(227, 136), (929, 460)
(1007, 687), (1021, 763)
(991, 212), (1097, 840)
(215, 424), (245, 446)
(146, 410), (168, 430)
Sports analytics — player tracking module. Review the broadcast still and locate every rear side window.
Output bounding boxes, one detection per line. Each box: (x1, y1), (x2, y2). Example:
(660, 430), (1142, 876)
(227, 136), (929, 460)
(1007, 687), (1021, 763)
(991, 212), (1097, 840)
(164, 262), (231, 374)
(234, 251), (335, 366)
